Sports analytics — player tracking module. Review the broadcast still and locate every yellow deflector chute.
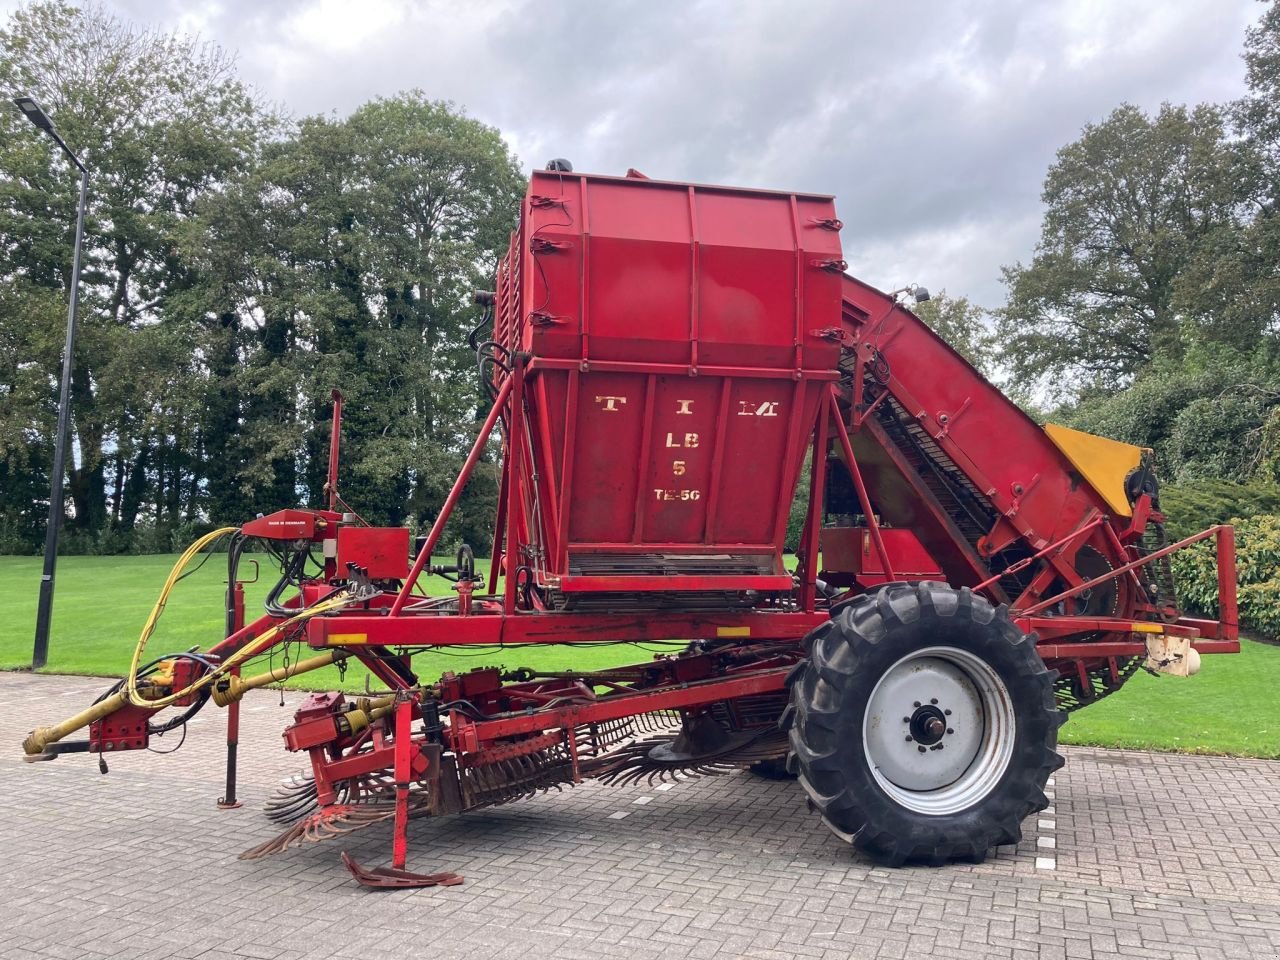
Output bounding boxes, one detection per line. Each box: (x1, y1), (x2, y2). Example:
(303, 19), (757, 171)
(1043, 423), (1144, 518)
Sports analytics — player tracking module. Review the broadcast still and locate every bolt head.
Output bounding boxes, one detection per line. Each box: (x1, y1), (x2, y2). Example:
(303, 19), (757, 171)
(944, 708), (952, 715)
(905, 735), (913, 742)
(946, 728), (954, 735)
(913, 701), (921, 708)
(917, 745), (927, 753)
(930, 698), (938, 705)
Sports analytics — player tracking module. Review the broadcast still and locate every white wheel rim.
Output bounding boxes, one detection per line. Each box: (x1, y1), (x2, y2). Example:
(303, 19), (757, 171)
(862, 645), (1016, 816)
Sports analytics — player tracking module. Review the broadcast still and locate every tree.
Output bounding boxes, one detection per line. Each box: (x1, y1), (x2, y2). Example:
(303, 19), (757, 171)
(911, 292), (995, 375)
(188, 93), (523, 544)
(1058, 342), (1280, 483)
(998, 103), (1249, 399)
(1218, 0), (1280, 356)
(0, 1), (272, 548)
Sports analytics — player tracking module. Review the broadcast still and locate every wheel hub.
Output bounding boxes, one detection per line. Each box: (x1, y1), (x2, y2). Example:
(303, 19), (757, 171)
(862, 646), (1016, 815)
(907, 704), (947, 745)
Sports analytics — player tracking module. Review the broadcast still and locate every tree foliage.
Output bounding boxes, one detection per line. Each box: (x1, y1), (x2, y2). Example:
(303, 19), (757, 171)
(188, 93), (523, 541)
(912, 292), (995, 376)
(0, 2), (522, 554)
(0, 1), (270, 549)
(998, 103), (1253, 397)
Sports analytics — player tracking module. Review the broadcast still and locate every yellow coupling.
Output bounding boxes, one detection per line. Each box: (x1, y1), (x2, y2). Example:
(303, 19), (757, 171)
(336, 694), (396, 736)
(23, 690), (130, 757)
(338, 709), (371, 736)
(211, 675), (247, 708)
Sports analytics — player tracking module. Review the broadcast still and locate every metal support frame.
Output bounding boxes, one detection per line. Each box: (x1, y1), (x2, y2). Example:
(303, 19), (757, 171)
(1022, 524), (1237, 626)
(828, 390), (895, 580)
(392, 375), (514, 616)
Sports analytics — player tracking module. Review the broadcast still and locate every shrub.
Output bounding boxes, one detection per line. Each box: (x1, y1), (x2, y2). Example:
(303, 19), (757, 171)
(1159, 479), (1280, 538)
(1169, 513), (1280, 640)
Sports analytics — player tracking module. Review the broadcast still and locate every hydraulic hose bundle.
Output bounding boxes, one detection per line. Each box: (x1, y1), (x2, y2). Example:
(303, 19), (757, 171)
(22, 526), (356, 757)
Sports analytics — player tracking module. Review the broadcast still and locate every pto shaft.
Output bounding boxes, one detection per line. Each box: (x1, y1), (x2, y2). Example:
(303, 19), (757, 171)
(23, 689), (132, 757)
(211, 651), (344, 707)
(23, 650), (346, 758)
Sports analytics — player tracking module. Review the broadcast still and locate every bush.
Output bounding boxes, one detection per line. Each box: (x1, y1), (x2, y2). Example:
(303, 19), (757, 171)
(1159, 479), (1280, 538)
(1169, 513), (1280, 640)
(1059, 352), (1280, 483)
(1169, 393), (1276, 479)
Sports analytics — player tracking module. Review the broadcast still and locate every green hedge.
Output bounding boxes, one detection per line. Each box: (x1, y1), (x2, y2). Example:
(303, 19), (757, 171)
(1159, 479), (1280, 538)
(1170, 514), (1280, 640)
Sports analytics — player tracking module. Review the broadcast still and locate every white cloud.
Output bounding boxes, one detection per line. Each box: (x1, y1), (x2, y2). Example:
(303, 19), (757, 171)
(0, 0), (1264, 306)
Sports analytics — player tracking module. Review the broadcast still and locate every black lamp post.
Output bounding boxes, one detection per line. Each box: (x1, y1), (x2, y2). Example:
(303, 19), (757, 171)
(14, 95), (89, 670)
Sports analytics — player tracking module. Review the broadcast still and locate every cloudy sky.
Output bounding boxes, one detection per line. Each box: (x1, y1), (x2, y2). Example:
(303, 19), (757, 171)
(5, 0), (1265, 306)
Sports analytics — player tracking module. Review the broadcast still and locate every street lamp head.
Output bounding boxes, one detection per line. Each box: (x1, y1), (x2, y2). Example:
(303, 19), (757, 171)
(14, 95), (54, 132)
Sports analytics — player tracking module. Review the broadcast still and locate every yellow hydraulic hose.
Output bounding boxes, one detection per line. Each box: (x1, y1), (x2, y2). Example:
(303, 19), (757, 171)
(24, 527), (360, 756)
(122, 527), (358, 711)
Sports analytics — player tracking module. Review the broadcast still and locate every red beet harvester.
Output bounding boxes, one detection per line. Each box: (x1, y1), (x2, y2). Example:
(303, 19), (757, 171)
(22, 167), (1239, 887)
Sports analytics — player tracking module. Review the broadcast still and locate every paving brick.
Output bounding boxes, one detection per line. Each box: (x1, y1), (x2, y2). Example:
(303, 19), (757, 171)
(4, 673), (1280, 960)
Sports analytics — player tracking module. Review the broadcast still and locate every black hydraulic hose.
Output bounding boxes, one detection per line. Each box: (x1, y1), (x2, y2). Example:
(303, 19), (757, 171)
(466, 303), (494, 352)
(264, 549), (308, 617)
(91, 651), (217, 736)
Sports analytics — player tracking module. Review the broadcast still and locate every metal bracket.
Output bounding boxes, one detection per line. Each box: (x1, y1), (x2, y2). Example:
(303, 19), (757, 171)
(530, 237), (570, 253)
(529, 311), (567, 327)
(811, 258), (848, 273)
(809, 326), (856, 346)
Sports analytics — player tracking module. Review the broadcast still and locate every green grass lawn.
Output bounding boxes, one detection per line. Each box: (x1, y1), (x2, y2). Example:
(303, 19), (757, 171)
(1059, 637), (1280, 758)
(0, 553), (1274, 757)
(0, 553), (668, 692)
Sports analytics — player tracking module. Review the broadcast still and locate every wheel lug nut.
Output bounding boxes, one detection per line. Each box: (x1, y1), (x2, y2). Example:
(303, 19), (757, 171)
(930, 698), (938, 705)
(947, 728), (954, 735)
(905, 736), (913, 742)
(903, 717), (911, 723)
(944, 708), (952, 716)
(913, 701), (921, 708)
(917, 745), (926, 753)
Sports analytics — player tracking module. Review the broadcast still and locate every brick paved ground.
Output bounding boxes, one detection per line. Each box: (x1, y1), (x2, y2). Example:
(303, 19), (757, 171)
(2, 672), (1279, 960)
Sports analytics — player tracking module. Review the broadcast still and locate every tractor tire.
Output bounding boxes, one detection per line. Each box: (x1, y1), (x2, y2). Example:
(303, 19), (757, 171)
(785, 581), (1063, 866)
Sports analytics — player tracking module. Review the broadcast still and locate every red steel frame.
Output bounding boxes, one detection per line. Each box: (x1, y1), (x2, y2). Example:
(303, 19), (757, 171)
(251, 358), (1236, 877)
(39, 169), (1241, 884)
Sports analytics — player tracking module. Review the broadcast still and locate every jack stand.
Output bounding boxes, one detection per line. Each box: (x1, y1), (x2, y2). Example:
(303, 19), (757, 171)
(218, 582), (245, 810)
(341, 695), (463, 889)
(217, 676), (243, 809)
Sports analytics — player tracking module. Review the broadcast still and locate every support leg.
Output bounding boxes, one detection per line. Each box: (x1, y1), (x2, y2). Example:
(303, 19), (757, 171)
(218, 581), (245, 809)
(217, 671), (242, 809)
(341, 693), (464, 889)
(391, 695), (413, 870)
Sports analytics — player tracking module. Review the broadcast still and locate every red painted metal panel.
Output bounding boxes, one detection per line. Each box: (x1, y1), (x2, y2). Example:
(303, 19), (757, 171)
(494, 171), (844, 592)
(822, 527), (943, 586)
(241, 508), (337, 541)
(308, 609), (829, 647)
(841, 275), (1116, 557)
(566, 370), (646, 544)
(336, 526), (410, 581)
